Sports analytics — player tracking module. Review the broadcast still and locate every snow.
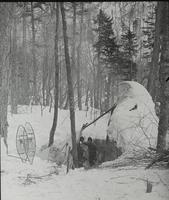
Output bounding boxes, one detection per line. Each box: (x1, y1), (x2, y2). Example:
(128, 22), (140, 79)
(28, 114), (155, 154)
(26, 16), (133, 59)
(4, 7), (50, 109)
(107, 81), (159, 153)
(1, 104), (169, 200)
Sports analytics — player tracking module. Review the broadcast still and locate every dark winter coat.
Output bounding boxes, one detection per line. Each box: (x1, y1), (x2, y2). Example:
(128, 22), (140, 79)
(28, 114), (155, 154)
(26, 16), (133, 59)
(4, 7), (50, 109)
(77, 143), (89, 167)
(87, 142), (97, 166)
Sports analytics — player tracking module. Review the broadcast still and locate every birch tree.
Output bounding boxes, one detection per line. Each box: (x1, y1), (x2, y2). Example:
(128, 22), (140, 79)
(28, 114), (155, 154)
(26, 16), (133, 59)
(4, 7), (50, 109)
(60, 2), (78, 167)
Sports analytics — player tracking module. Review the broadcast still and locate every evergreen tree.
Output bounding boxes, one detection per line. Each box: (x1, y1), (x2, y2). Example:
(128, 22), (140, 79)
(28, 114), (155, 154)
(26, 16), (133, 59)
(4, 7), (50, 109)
(143, 5), (161, 101)
(120, 29), (138, 80)
(142, 8), (156, 61)
(93, 9), (120, 111)
(93, 9), (119, 66)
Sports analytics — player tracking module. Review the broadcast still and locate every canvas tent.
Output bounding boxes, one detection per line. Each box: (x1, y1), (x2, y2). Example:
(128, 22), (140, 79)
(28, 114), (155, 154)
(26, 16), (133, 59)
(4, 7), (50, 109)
(107, 81), (158, 153)
(38, 81), (159, 163)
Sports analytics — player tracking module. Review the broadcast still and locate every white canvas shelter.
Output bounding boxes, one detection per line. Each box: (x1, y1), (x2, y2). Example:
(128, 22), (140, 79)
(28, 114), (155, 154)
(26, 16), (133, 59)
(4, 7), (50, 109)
(107, 81), (159, 153)
(38, 81), (159, 162)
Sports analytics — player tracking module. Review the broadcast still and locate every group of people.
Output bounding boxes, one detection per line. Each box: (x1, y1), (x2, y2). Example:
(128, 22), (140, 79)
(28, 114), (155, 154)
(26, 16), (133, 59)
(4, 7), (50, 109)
(77, 136), (97, 168)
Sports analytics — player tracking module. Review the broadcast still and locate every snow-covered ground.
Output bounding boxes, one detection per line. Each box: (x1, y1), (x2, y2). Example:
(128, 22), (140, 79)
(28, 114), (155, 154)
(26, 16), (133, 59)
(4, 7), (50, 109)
(1, 106), (169, 200)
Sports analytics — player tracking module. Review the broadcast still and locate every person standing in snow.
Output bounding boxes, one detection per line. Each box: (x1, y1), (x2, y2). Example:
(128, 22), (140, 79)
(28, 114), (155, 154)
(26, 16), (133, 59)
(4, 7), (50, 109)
(77, 136), (89, 167)
(87, 137), (97, 167)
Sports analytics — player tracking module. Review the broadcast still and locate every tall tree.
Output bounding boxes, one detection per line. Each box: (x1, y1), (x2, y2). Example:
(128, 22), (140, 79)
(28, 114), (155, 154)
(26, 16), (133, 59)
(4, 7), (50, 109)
(142, 7), (155, 61)
(10, 6), (18, 114)
(120, 29), (138, 80)
(156, 2), (169, 152)
(22, 2), (30, 105)
(42, 19), (49, 106)
(93, 9), (103, 109)
(71, 2), (77, 87)
(77, 2), (83, 110)
(147, 4), (161, 101)
(48, 3), (60, 147)
(60, 2), (78, 167)
(93, 9), (119, 110)
(0, 2), (14, 152)
(31, 2), (37, 104)
(94, 10), (118, 64)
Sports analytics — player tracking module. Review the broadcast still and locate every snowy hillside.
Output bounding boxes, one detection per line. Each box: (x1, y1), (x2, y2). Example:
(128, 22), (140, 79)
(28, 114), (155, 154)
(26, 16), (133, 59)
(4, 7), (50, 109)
(1, 106), (169, 200)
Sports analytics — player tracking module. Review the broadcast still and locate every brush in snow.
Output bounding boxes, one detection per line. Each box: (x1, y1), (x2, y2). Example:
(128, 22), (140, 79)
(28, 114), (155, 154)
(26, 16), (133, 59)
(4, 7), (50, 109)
(145, 149), (169, 169)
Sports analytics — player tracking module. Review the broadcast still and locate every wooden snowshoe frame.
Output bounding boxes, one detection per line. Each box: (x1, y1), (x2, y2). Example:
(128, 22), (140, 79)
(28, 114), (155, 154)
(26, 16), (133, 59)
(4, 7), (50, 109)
(16, 122), (36, 164)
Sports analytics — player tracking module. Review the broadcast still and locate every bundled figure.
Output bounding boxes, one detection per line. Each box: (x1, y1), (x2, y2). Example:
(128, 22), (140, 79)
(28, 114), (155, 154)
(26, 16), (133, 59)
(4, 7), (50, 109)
(86, 137), (97, 167)
(77, 136), (97, 168)
(77, 136), (89, 168)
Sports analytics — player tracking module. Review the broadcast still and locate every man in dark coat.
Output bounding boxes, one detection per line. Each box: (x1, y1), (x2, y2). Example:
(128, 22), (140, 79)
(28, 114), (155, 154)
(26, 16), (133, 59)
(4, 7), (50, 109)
(87, 137), (97, 166)
(77, 136), (89, 167)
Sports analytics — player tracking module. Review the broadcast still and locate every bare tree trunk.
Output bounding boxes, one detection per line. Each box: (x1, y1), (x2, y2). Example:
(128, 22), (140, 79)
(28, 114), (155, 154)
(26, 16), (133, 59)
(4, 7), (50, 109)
(100, 73), (104, 113)
(11, 13), (18, 114)
(22, 2), (29, 105)
(0, 3), (14, 153)
(48, 2), (60, 147)
(77, 2), (83, 110)
(42, 23), (46, 106)
(63, 92), (69, 110)
(46, 65), (51, 106)
(90, 87), (94, 108)
(31, 2), (37, 104)
(96, 56), (101, 109)
(59, 42), (62, 108)
(104, 73), (111, 111)
(95, 9), (102, 110)
(130, 59), (133, 81)
(60, 2), (78, 168)
(42, 61), (45, 106)
(85, 82), (89, 110)
(42, 22), (49, 106)
(94, 65), (98, 109)
(71, 2), (76, 86)
(86, 5), (95, 110)
(147, 4), (161, 102)
(110, 75), (115, 105)
(156, 2), (169, 152)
